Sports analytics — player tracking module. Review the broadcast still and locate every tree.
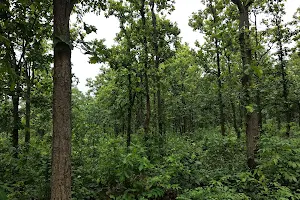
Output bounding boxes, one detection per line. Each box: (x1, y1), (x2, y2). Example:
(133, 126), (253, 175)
(231, 0), (259, 169)
(264, 0), (291, 136)
(190, 0), (227, 136)
(51, 0), (74, 198)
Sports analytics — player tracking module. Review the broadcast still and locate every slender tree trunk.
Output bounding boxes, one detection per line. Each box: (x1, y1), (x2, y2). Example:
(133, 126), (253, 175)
(276, 17), (290, 137)
(231, 0), (259, 169)
(9, 42), (21, 156)
(216, 39), (225, 136)
(208, 0), (225, 136)
(25, 63), (32, 146)
(12, 92), (19, 152)
(120, 21), (135, 149)
(51, 0), (73, 199)
(150, 0), (164, 137)
(140, 0), (151, 137)
(127, 73), (133, 149)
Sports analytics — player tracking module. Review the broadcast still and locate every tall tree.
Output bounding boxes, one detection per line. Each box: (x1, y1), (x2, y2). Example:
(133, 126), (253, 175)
(265, 0), (291, 136)
(190, 0), (226, 136)
(231, 0), (259, 169)
(51, 0), (74, 198)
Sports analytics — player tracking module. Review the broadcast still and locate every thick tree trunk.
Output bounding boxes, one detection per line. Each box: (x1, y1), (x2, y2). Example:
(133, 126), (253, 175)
(246, 112), (259, 169)
(231, 0), (259, 169)
(51, 0), (73, 199)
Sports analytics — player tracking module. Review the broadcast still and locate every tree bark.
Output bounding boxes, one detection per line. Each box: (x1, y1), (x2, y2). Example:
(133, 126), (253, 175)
(231, 0), (259, 169)
(51, 0), (73, 199)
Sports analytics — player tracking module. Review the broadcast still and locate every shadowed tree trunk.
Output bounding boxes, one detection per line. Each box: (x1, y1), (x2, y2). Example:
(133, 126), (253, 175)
(51, 0), (74, 199)
(275, 15), (290, 137)
(9, 41), (23, 156)
(140, 0), (151, 137)
(25, 63), (34, 146)
(150, 0), (164, 137)
(231, 0), (259, 169)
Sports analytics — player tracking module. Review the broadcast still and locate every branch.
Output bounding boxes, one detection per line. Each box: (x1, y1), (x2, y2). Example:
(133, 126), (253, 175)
(231, 0), (243, 12)
(245, 0), (254, 8)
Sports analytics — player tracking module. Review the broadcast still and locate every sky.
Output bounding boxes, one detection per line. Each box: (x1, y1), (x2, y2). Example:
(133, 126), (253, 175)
(72, 0), (300, 92)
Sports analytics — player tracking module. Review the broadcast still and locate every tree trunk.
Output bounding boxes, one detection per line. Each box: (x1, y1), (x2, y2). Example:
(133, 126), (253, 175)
(231, 0), (259, 169)
(140, 0), (151, 137)
(25, 63), (32, 146)
(12, 92), (19, 153)
(216, 39), (225, 136)
(150, 0), (164, 137)
(276, 17), (290, 137)
(127, 73), (133, 149)
(208, 0), (225, 136)
(51, 0), (73, 199)
(9, 43), (21, 156)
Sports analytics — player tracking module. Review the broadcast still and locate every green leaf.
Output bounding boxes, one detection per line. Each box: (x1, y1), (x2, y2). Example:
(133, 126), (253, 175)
(252, 65), (263, 78)
(245, 104), (254, 113)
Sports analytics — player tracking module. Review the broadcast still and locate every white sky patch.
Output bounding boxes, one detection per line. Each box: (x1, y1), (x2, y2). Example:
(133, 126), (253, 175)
(71, 0), (300, 93)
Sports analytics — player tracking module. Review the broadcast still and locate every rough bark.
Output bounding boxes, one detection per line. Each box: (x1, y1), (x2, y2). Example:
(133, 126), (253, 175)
(51, 0), (73, 199)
